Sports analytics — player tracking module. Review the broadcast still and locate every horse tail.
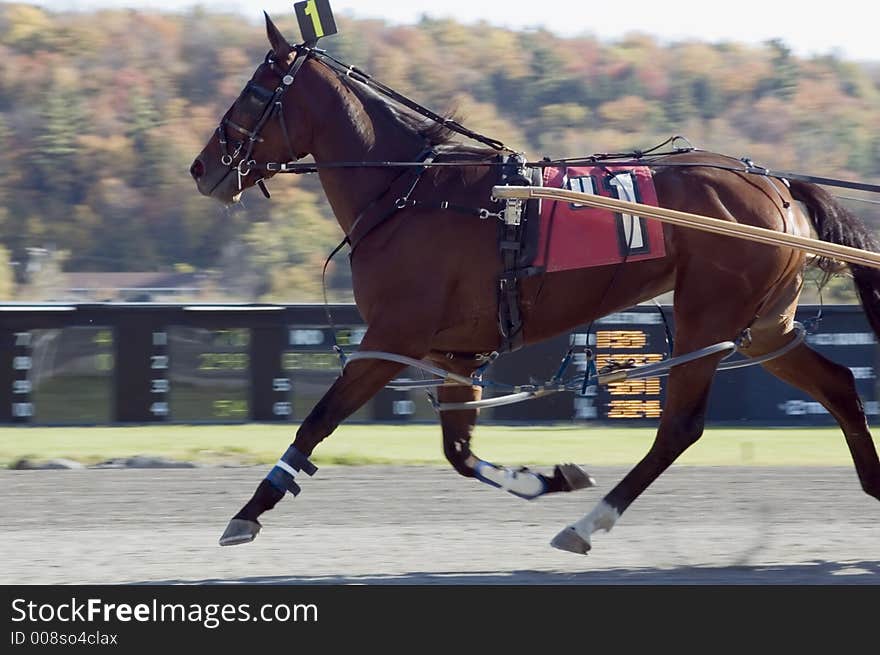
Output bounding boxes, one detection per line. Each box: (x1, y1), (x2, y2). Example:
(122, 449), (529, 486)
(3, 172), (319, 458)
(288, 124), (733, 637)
(789, 179), (880, 337)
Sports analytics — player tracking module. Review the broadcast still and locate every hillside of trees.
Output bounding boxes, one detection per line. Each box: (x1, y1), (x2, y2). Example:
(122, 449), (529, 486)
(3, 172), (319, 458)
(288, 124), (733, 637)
(0, 3), (878, 302)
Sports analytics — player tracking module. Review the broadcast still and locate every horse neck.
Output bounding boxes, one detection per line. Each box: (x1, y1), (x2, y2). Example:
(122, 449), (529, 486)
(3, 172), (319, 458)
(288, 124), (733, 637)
(302, 63), (428, 234)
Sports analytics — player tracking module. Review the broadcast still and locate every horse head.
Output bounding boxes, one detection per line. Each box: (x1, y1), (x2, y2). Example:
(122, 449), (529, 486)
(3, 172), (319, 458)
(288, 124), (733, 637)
(191, 13), (314, 204)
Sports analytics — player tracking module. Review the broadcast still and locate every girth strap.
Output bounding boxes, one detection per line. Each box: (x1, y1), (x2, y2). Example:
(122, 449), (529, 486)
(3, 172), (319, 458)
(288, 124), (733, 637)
(496, 155), (539, 352)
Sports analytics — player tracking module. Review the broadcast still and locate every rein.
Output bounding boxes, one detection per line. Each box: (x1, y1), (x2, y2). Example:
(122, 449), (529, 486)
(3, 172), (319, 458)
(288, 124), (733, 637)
(271, 154), (880, 196)
(260, 125), (880, 197)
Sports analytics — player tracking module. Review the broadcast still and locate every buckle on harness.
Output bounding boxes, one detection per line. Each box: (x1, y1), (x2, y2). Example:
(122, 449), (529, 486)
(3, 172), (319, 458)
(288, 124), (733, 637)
(498, 152), (530, 226)
(502, 197), (524, 226)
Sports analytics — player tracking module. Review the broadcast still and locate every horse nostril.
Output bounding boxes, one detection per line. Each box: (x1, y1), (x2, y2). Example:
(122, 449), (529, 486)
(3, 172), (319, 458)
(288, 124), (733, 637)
(190, 158), (205, 180)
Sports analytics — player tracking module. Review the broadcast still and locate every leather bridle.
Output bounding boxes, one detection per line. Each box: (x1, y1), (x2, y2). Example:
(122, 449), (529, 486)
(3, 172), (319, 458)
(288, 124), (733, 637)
(216, 44), (312, 195)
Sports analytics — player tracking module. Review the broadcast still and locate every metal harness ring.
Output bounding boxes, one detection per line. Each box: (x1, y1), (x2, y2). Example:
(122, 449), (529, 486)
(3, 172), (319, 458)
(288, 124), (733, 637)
(237, 159), (256, 177)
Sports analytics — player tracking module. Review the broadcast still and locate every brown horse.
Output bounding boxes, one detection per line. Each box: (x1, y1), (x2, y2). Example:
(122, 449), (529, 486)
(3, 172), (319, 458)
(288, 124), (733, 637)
(191, 14), (880, 554)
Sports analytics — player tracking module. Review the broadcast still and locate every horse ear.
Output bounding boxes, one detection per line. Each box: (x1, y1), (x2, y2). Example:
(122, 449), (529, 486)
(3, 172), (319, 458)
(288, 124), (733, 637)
(264, 12), (293, 59)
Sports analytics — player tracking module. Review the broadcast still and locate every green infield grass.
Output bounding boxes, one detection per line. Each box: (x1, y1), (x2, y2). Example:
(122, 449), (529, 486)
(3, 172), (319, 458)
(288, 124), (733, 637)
(0, 423), (859, 468)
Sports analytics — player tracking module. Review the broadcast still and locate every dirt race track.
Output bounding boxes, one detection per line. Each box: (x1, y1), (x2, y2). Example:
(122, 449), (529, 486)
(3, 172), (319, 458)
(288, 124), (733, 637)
(1, 465), (878, 584)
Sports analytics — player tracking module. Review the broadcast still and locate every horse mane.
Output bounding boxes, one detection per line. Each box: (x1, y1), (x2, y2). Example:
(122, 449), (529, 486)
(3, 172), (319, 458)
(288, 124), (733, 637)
(329, 62), (480, 150)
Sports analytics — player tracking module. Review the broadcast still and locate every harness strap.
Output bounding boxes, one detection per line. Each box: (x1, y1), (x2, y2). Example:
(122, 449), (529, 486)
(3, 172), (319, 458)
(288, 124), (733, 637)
(347, 147), (437, 255)
(314, 49), (511, 152)
(224, 119), (265, 142)
(321, 146), (437, 365)
(218, 45), (312, 182)
(276, 100), (299, 163)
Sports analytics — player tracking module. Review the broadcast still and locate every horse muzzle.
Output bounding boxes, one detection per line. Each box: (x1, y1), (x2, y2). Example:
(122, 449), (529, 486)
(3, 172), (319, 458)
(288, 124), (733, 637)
(190, 155), (241, 204)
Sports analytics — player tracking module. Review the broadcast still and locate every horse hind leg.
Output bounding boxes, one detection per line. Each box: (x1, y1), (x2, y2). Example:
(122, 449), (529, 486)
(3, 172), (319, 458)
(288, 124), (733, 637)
(551, 281), (757, 555)
(552, 347), (725, 554)
(436, 383), (595, 499)
(753, 339), (880, 500)
(552, 326), (880, 556)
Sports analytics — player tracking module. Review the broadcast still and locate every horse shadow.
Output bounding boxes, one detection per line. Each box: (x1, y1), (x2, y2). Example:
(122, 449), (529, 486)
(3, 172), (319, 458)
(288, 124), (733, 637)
(141, 559), (880, 585)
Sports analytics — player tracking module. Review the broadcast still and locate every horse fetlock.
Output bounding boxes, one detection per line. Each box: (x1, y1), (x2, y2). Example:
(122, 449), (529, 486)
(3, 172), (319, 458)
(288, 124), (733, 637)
(861, 473), (880, 501)
(219, 446), (319, 547)
(265, 445), (318, 497)
(443, 442), (475, 478)
(231, 478), (282, 519)
(585, 499), (620, 532)
(555, 499), (620, 554)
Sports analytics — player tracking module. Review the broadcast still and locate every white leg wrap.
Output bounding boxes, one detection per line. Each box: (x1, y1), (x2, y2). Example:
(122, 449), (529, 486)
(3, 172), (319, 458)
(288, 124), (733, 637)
(475, 462), (547, 499)
(571, 499), (620, 543)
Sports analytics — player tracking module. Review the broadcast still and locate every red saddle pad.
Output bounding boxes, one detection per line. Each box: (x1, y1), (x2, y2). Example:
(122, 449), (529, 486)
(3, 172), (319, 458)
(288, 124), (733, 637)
(533, 165), (666, 272)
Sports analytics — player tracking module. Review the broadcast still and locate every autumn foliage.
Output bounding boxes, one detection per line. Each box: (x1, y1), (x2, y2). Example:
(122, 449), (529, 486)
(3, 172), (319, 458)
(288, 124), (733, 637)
(0, 4), (878, 301)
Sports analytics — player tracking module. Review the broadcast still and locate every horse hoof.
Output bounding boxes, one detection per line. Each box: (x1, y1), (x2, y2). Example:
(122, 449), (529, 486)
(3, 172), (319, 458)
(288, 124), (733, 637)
(556, 463), (596, 491)
(550, 526), (591, 555)
(219, 519), (261, 546)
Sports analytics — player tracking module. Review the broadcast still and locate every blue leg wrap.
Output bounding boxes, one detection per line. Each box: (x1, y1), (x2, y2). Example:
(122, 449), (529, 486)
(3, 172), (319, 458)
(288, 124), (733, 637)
(265, 445), (318, 496)
(473, 459), (548, 500)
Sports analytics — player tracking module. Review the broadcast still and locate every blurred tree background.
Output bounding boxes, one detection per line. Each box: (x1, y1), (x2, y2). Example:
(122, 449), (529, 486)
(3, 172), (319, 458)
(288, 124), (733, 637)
(0, 3), (878, 303)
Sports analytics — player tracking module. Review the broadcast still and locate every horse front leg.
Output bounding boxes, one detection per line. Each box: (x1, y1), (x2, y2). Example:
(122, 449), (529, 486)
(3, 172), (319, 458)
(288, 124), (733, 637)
(438, 383), (595, 499)
(219, 334), (418, 546)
